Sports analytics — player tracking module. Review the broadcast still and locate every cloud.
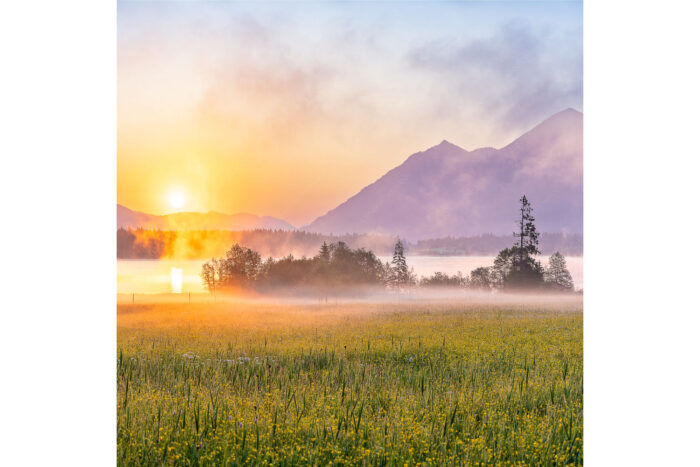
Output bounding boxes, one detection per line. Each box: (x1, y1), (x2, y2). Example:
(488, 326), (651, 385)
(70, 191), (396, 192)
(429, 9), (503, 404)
(408, 20), (582, 132)
(193, 13), (384, 152)
(118, 4), (583, 222)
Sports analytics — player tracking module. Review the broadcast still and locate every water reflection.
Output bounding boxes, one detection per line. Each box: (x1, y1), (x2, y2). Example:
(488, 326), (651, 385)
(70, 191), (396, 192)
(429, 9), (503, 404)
(170, 267), (183, 293)
(118, 256), (583, 294)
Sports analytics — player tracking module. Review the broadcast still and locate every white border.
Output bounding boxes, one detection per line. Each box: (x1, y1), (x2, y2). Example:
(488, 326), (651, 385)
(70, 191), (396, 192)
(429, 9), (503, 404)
(585, 0), (700, 463)
(2, 0), (700, 463)
(0, 0), (116, 464)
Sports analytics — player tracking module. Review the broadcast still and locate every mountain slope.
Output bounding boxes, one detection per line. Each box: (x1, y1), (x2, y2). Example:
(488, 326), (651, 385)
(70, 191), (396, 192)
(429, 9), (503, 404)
(117, 205), (296, 231)
(304, 108), (582, 239)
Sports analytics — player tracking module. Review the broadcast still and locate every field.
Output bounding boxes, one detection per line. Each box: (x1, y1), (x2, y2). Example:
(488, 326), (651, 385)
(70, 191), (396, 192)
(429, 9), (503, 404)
(117, 297), (582, 465)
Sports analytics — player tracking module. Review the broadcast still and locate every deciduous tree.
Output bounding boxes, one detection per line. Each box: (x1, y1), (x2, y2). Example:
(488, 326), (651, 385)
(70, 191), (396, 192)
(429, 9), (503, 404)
(544, 252), (574, 291)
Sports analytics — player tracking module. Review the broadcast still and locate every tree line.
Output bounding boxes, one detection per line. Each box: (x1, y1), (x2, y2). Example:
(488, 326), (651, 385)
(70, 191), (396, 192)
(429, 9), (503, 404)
(117, 228), (399, 260)
(200, 239), (416, 295)
(201, 196), (575, 295)
(420, 196), (575, 292)
(117, 227), (582, 260)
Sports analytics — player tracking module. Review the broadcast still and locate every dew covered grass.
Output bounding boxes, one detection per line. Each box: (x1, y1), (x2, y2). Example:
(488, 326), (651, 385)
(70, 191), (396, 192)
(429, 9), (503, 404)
(117, 299), (582, 466)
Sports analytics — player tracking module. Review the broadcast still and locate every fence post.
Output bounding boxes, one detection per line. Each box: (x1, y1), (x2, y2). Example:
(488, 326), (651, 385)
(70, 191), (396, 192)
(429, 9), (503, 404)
(132, 293), (134, 304)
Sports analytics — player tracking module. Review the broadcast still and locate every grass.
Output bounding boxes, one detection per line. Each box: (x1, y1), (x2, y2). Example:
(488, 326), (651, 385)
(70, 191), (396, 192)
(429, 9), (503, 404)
(117, 298), (582, 466)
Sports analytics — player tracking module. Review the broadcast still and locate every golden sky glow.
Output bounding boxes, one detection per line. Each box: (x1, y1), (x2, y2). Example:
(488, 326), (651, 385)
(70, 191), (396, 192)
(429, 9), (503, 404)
(118, 1), (582, 225)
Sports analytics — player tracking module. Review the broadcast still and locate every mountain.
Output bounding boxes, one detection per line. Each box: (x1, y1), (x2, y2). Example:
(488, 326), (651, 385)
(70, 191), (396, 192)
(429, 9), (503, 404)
(117, 204), (296, 231)
(304, 108), (582, 240)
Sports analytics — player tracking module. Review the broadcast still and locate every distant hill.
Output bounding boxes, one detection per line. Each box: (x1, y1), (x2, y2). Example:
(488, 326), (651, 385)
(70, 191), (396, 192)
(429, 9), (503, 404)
(117, 204), (296, 231)
(304, 108), (582, 240)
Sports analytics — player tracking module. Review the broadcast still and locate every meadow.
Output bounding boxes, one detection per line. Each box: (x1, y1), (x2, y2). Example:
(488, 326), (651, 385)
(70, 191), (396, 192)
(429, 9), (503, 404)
(117, 297), (582, 465)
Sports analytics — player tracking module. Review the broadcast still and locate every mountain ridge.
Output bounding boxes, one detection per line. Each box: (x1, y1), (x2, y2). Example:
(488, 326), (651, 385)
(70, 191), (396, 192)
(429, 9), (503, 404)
(303, 108), (582, 240)
(117, 204), (296, 231)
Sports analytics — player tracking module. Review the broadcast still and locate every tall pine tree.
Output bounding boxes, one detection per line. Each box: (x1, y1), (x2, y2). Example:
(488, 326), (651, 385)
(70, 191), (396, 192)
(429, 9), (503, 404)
(515, 195), (540, 263)
(318, 241), (331, 261)
(390, 239), (411, 288)
(507, 195), (544, 289)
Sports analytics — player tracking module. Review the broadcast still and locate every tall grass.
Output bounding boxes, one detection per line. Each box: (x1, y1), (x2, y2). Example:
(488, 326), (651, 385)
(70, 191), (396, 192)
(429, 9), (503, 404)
(117, 300), (582, 465)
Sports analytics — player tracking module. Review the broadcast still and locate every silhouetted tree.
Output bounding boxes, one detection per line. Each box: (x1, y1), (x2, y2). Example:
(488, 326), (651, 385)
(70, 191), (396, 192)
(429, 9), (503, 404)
(490, 246), (518, 290)
(544, 252), (574, 291)
(222, 244), (262, 286)
(515, 195), (540, 259)
(469, 267), (492, 291)
(420, 271), (467, 288)
(319, 241), (331, 261)
(389, 239), (415, 289)
(201, 243), (261, 291)
(202, 241), (389, 295)
(382, 261), (393, 287)
(507, 196), (545, 289)
(201, 261), (216, 293)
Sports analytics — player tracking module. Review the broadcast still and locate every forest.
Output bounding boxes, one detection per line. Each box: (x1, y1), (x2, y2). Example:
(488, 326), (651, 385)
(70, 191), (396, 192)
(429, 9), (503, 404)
(200, 197), (576, 295)
(117, 228), (582, 259)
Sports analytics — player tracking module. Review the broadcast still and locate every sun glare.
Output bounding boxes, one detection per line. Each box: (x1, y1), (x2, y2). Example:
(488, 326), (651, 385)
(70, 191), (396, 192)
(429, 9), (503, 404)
(169, 190), (185, 210)
(170, 267), (183, 294)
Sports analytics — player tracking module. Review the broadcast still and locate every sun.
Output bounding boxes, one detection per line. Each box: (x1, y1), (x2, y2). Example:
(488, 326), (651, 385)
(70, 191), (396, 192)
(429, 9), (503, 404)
(168, 190), (186, 210)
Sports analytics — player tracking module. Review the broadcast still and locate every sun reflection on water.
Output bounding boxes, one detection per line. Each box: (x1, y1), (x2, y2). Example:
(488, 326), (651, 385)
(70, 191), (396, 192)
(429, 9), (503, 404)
(170, 267), (183, 293)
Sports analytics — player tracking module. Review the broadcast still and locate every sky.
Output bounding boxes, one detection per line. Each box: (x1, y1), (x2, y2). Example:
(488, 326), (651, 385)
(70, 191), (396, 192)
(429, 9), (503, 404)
(118, 0), (582, 225)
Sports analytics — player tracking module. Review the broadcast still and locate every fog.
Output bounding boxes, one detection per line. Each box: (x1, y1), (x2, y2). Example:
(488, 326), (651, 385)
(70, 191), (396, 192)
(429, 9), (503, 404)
(117, 288), (582, 311)
(118, 256), (582, 295)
